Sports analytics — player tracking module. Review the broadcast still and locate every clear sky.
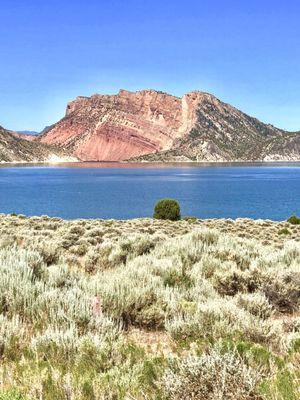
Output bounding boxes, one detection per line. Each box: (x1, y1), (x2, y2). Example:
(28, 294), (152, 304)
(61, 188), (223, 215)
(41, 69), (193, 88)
(1, 0), (300, 132)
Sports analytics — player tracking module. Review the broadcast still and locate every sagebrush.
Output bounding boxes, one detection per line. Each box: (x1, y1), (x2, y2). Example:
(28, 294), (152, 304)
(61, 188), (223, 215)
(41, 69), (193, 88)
(0, 214), (299, 399)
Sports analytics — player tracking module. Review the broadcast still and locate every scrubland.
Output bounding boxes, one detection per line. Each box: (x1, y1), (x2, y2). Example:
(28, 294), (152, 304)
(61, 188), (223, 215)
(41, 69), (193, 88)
(0, 214), (299, 399)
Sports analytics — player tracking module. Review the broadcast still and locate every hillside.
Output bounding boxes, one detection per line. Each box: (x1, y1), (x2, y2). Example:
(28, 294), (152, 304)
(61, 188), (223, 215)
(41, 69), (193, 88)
(11, 131), (38, 142)
(133, 94), (300, 162)
(0, 126), (77, 163)
(14, 130), (40, 141)
(39, 89), (300, 162)
(38, 89), (198, 161)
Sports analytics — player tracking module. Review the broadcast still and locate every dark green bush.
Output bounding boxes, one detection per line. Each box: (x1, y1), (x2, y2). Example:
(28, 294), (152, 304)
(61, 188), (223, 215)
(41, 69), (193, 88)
(153, 199), (181, 221)
(287, 215), (300, 225)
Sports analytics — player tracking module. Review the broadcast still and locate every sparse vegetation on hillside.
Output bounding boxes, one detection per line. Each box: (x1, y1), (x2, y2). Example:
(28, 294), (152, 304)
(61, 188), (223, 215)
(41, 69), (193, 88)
(0, 126), (75, 163)
(130, 93), (300, 163)
(0, 214), (299, 399)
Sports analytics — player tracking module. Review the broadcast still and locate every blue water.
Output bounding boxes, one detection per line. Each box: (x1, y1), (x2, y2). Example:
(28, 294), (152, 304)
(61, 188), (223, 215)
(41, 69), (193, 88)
(0, 162), (299, 220)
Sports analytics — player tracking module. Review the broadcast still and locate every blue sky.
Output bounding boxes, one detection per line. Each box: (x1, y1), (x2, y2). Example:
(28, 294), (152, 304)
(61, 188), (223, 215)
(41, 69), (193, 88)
(1, 0), (300, 131)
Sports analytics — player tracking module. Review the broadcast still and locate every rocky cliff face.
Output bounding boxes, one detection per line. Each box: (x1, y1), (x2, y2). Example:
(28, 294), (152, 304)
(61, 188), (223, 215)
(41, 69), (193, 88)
(0, 126), (77, 163)
(39, 89), (300, 162)
(39, 90), (207, 161)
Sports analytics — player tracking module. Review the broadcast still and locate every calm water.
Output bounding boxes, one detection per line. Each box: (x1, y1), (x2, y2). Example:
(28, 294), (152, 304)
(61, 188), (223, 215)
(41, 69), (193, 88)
(0, 162), (299, 220)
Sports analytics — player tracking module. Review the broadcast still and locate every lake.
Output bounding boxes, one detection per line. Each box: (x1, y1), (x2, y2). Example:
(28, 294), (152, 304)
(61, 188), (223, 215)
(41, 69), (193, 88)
(0, 162), (299, 220)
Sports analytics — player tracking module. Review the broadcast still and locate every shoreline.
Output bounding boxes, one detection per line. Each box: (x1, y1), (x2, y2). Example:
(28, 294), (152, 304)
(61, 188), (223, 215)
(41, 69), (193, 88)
(2, 159), (300, 167)
(0, 213), (286, 223)
(0, 158), (80, 166)
(0, 213), (284, 222)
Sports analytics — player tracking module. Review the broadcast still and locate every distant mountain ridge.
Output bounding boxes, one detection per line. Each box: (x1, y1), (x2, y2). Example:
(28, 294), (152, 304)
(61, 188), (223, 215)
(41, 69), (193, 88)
(17, 130), (40, 136)
(37, 89), (300, 162)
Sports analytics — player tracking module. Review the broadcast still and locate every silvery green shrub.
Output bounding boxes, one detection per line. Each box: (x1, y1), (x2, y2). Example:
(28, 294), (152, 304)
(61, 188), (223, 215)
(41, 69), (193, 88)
(162, 348), (262, 400)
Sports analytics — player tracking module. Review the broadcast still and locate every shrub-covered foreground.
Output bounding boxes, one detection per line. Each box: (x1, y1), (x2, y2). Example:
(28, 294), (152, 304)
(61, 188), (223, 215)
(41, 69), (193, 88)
(0, 215), (299, 399)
